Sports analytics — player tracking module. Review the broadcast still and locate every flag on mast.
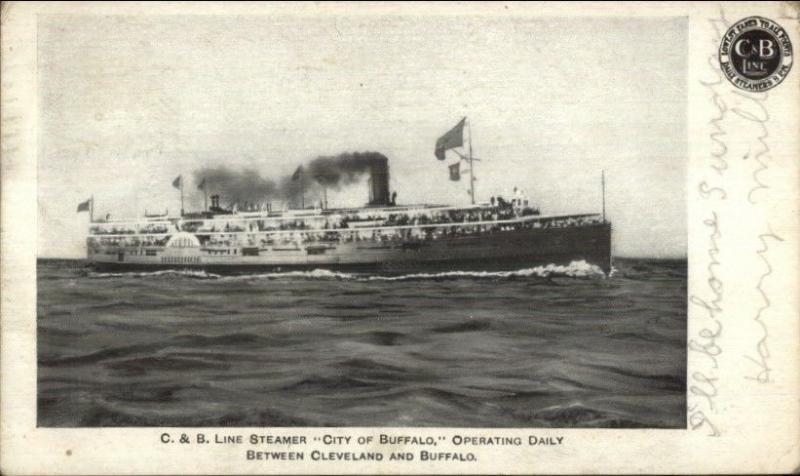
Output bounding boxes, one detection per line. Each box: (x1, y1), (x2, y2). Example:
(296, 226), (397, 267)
(198, 178), (208, 211)
(434, 117), (466, 160)
(448, 162), (461, 181)
(76, 198), (92, 212)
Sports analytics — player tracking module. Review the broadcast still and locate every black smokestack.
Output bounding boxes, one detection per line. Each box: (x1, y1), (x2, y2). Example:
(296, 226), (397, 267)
(307, 152), (387, 187)
(307, 151), (390, 206)
(368, 158), (390, 206)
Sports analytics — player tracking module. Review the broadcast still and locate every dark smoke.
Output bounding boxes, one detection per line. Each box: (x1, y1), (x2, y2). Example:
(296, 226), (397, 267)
(192, 166), (278, 207)
(192, 152), (389, 208)
(306, 152), (388, 188)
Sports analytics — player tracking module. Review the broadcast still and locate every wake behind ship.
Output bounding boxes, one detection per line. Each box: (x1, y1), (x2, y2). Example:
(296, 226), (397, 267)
(80, 119), (612, 274)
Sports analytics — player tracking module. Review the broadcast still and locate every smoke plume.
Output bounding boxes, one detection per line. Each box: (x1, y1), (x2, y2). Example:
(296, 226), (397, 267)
(192, 151), (390, 208)
(192, 166), (278, 207)
(306, 152), (388, 188)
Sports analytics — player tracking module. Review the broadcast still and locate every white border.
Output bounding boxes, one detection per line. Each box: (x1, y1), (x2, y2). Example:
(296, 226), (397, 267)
(2, 2), (798, 474)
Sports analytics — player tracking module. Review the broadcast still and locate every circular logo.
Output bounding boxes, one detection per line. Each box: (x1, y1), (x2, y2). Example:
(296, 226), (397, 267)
(719, 16), (793, 91)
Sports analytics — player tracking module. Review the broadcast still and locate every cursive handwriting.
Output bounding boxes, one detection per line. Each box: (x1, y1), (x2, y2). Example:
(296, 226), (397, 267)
(688, 212), (724, 437)
(728, 51), (782, 385)
(744, 229), (784, 383)
(689, 213), (724, 369)
(699, 10), (732, 176)
(688, 9), (730, 437)
(698, 181), (727, 200)
(688, 371), (721, 437)
(731, 90), (771, 204)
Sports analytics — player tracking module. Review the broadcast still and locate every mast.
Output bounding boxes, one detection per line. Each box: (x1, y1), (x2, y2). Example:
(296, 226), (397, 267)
(601, 170), (606, 223)
(90, 195), (94, 223)
(180, 178), (184, 217)
(468, 118), (475, 205)
(203, 186), (208, 212)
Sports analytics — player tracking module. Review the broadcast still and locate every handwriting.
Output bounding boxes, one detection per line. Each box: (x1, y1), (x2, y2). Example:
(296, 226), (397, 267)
(688, 212), (724, 436)
(688, 9), (730, 437)
(731, 90), (771, 204)
(689, 213), (723, 370)
(699, 76), (729, 176)
(689, 372), (719, 411)
(688, 318), (722, 369)
(688, 404), (721, 437)
(744, 229), (784, 383)
(698, 181), (727, 200)
(689, 371), (721, 437)
(699, 9), (732, 176)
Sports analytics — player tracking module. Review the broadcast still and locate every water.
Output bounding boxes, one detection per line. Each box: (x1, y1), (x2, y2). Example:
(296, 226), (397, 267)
(37, 258), (686, 428)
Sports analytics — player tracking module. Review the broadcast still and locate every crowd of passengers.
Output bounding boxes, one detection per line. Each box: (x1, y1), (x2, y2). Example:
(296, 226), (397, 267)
(178, 201), (542, 233)
(90, 223), (171, 235)
(90, 189), (547, 236)
(91, 214), (602, 249)
(88, 236), (169, 247)
(90, 198), (543, 235)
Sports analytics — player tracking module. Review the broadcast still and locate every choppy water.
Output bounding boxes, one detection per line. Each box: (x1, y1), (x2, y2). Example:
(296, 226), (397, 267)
(37, 258), (686, 428)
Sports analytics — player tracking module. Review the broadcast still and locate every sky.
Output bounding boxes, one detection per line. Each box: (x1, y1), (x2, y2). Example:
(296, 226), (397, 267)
(37, 14), (687, 259)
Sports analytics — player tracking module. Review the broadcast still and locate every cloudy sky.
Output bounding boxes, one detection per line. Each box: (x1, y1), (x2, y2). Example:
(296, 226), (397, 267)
(38, 14), (686, 259)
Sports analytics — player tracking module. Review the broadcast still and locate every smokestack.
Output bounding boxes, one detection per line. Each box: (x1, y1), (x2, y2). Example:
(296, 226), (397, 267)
(368, 157), (390, 206)
(194, 151), (391, 210)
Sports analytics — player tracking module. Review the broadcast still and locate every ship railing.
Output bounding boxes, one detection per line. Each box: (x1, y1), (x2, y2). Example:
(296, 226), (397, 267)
(89, 203), (488, 231)
(88, 213), (603, 238)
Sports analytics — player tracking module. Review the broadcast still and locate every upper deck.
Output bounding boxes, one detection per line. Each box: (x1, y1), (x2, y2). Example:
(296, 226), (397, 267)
(88, 203), (601, 238)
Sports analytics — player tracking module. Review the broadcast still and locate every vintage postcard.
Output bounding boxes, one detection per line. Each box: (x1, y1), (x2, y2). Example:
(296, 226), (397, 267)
(1, 1), (798, 474)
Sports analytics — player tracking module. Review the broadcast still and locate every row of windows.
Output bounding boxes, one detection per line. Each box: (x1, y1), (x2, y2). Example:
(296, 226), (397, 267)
(125, 249), (159, 256)
(160, 256), (201, 264)
(205, 249), (237, 255)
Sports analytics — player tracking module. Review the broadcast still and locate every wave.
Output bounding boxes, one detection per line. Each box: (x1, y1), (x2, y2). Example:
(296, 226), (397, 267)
(222, 269), (355, 281)
(363, 261), (606, 281)
(86, 260), (607, 282)
(88, 269), (222, 279)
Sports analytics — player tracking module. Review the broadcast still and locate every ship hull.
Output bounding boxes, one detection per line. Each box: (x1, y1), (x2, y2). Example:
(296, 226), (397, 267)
(88, 223), (612, 275)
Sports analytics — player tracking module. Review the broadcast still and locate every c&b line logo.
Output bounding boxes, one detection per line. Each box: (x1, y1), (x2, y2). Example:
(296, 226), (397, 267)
(719, 16), (793, 91)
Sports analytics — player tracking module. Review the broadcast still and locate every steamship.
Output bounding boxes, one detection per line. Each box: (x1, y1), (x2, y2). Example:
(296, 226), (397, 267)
(83, 121), (612, 274)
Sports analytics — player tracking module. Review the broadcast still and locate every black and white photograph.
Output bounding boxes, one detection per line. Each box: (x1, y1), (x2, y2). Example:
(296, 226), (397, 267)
(36, 13), (687, 429)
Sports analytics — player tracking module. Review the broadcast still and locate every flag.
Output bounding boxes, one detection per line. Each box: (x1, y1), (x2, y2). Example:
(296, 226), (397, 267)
(449, 162), (461, 181)
(76, 198), (91, 213)
(197, 178), (206, 191)
(291, 165), (304, 181)
(172, 175), (182, 189)
(435, 117), (466, 160)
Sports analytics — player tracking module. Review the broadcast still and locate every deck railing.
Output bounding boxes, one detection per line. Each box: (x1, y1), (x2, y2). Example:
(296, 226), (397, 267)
(89, 212), (601, 237)
(88, 213), (605, 250)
